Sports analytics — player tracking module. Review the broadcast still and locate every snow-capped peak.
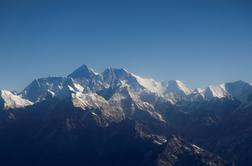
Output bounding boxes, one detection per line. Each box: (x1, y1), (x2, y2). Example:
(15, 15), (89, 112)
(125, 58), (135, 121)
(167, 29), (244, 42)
(204, 85), (229, 99)
(18, 64), (252, 105)
(166, 80), (192, 96)
(131, 74), (166, 95)
(223, 80), (252, 102)
(103, 67), (131, 81)
(68, 64), (99, 78)
(0, 90), (33, 110)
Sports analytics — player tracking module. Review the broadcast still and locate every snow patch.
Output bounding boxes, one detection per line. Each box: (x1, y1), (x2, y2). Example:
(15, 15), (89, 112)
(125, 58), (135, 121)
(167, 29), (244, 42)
(73, 83), (84, 92)
(0, 90), (33, 110)
(208, 85), (228, 98)
(132, 74), (166, 95)
(173, 80), (192, 95)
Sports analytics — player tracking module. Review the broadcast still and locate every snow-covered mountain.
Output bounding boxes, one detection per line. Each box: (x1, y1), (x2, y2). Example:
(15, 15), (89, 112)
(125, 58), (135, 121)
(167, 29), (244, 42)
(166, 80), (192, 96)
(17, 65), (252, 106)
(0, 90), (33, 110)
(190, 81), (252, 103)
(224, 80), (252, 102)
(71, 91), (124, 122)
(1, 64), (252, 166)
(19, 66), (173, 104)
(68, 64), (105, 91)
(68, 64), (100, 79)
(108, 83), (165, 122)
(203, 85), (231, 100)
(131, 73), (166, 95)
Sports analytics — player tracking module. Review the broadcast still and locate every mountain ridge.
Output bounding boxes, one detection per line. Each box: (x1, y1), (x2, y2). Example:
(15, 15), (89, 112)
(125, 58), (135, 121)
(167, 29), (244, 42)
(1, 65), (251, 111)
(12, 65), (251, 106)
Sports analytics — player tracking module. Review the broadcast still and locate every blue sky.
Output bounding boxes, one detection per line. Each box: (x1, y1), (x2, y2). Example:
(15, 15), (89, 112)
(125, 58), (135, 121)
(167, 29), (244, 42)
(0, 0), (251, 91)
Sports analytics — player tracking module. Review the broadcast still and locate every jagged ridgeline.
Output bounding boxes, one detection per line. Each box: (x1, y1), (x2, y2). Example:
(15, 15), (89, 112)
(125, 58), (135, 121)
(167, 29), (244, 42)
(1, 64), (252, 166)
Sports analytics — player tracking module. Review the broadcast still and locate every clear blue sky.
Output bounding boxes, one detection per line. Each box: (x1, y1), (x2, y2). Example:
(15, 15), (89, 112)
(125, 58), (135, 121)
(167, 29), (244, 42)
(0, 0), (251, 91)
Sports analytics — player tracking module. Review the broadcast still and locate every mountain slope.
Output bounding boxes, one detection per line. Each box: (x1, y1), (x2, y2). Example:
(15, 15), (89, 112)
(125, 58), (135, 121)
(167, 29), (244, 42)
(158, 135), (229, 166)
(0, 90), (33, 110)
(166, 80), (192, 96)
(224, 80), (252, 103)
(68, 64), (99, 79)
(0, 100), (228, 166)
(204, 85), (230, 99)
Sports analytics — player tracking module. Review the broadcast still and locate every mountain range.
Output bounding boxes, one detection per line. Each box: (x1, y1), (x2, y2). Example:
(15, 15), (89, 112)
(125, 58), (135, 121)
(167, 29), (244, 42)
(1, 64), (252, 166)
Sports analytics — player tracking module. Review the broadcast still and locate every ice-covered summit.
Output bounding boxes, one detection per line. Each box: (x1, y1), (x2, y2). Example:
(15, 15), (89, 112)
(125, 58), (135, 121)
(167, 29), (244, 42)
(68, 64), (100, 78)
(166, 80), (192, 96)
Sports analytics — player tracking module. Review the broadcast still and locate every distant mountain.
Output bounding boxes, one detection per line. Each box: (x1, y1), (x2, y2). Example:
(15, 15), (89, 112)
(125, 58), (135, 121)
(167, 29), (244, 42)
(18, 65), (252, 105)
(166, 80), (192, 96)
(1, 64), (252, 165)
(224, 80), (252, 102)
(68, 64), (100, 79)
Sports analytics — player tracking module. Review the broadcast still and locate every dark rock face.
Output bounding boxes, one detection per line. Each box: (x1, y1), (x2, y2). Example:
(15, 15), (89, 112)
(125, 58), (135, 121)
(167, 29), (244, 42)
(160, 100), (252, 166)
(158, 135), (229, 166)
(188, 109), (252, 166)
(0, 99), (228, 166)
(68, 64), (97, 79)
